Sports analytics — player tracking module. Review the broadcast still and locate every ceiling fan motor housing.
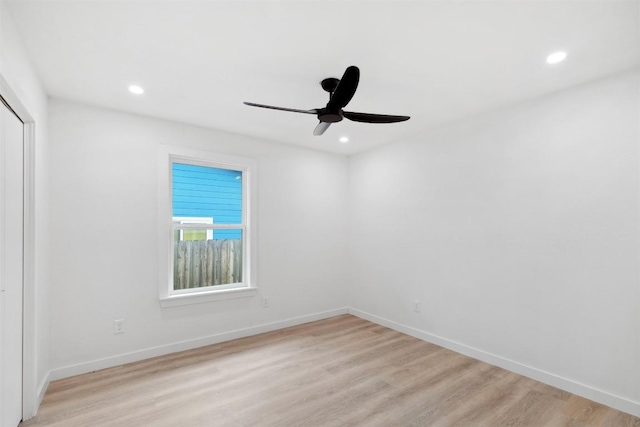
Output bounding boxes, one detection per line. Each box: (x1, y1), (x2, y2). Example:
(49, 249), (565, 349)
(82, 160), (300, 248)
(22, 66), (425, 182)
(318, 110), (343, 123)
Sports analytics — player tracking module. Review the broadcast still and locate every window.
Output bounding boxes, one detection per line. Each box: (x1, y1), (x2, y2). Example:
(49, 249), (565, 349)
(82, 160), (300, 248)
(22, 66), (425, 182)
(158, 146), (257, 307)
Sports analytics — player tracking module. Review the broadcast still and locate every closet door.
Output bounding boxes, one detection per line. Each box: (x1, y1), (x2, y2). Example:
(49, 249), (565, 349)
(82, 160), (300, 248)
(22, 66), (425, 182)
(0, 98), (24, 427)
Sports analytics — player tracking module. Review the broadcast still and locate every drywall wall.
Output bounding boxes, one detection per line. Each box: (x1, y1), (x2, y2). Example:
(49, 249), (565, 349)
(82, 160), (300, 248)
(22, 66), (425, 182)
(47, 99), (349, 374)
(0, 3), (50, 415)
(349, 69), (640, 413)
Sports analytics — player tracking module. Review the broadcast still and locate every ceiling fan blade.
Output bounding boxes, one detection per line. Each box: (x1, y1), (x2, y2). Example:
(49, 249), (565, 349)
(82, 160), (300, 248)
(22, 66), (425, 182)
(343, 111), (410, 123)
(313, 122), (331, 136)
(327, 66), (360, 110)
(244, 102), (318, 115)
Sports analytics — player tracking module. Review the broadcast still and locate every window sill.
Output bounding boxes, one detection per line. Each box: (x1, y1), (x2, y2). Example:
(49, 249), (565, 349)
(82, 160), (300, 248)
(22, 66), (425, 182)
(160, 287), (258, 308)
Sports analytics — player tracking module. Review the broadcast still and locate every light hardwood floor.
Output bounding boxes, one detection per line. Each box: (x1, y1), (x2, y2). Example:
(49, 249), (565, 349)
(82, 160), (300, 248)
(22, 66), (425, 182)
(21, 315), (640, 426)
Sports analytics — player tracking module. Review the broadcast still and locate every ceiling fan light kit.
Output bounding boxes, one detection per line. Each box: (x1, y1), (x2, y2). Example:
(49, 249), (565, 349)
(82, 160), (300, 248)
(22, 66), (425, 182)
(244, 66), (410, 136)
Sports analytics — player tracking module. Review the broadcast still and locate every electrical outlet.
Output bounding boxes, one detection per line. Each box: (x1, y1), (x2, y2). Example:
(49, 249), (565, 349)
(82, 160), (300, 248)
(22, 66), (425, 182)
(114, 319), (125, 334)
(413, 300), (421, 313)
(262, 296), (269, 308)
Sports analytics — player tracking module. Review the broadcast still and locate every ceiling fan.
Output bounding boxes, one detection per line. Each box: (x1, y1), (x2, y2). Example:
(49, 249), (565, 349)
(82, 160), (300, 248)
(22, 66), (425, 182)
(244, 66), (410, 136)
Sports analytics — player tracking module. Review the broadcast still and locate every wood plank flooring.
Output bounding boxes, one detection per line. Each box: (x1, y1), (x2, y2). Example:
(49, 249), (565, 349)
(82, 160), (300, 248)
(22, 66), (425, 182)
(21, 315), (640, 426)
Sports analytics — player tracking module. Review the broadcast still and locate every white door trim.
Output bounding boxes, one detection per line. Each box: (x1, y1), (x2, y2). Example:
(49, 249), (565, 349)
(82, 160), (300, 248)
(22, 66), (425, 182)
(0, 74), (38, 419)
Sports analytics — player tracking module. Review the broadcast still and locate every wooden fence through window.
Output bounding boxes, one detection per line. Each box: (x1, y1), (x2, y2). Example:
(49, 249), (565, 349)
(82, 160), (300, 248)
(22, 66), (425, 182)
(174, 239), (242, 289)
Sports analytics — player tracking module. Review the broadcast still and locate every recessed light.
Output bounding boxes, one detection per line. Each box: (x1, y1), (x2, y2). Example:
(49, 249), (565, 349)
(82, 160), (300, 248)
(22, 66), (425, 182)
(546, 51), (567, 64)
(128, 85), (144, 95)
(339, 136), (349, 143)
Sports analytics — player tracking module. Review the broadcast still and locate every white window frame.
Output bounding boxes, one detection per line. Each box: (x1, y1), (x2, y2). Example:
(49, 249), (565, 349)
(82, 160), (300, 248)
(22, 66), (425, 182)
(173, 217), (214, 240)
(158, 145), (257, 307)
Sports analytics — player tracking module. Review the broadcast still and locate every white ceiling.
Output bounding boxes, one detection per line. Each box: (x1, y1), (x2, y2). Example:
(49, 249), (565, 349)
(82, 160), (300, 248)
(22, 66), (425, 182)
(6, 1), (639, 155)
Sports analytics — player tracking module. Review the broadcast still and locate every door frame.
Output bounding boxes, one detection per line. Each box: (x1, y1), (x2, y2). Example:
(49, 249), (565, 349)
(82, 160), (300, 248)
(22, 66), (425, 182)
(0, 74), (38, 420)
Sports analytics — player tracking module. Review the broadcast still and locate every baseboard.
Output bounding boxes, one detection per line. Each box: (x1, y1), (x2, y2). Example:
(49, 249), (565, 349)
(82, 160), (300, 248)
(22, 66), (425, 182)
(23, 371), (50, 420)
(37, 371), (50, 408)
(348, 307), (640, 418)
(49, 307), (348, 382)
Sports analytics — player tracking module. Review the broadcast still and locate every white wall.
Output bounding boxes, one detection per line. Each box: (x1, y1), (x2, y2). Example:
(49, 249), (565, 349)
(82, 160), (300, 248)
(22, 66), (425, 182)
(349, 69), (640, 412)
(47, 99), (349, 374)
(0, 3), (50, 413)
